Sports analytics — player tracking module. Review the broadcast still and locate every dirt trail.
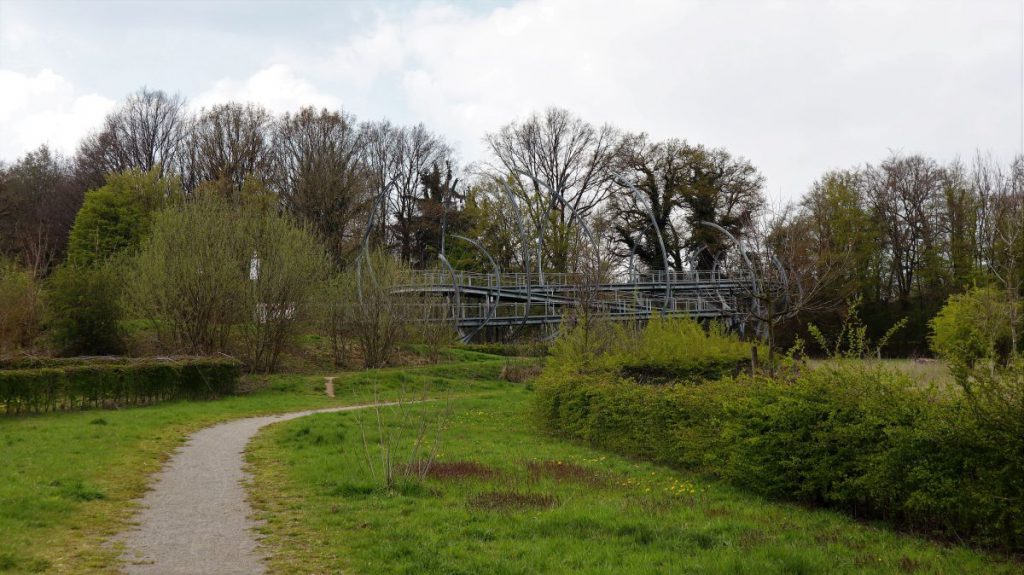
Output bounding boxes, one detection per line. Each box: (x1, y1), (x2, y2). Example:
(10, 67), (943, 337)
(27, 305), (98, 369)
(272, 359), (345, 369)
(115, 402), (384, 575)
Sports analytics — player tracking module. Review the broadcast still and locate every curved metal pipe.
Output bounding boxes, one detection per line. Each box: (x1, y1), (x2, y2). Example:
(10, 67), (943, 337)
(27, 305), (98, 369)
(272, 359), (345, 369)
(496, 179), (533, 334)
(451, 234), (502, 342)
(436, 252), (462, 340)
(614, 175), (673, 308)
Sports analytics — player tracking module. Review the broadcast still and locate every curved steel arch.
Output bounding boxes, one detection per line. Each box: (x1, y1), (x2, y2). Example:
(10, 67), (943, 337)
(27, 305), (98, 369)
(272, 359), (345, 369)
(614, 175), (673, 308)
(510, 169), (602, 280)
(496, 179), (534, 335)
(449, 234), (502, 342)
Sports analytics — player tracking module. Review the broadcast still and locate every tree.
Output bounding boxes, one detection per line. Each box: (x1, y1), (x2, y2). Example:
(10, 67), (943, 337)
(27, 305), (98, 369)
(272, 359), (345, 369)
(360, 121), (452, 262)
(610, 135), (690, 272)
(46, 260), (125, 356)
(65, 168), (180, 266)
(343, 250), (417, 368)
(74, 88), (187, 189)
(485, 107), (618, 272)
(273, 107), (370, 263)
(987, 162), (1023, 353)
(0, 259), (43, 354)
(128, 194), (328, 371)
(798, 170), (879, 300)
(409, 160), (464, 269)
(0, 146), (81, 275)
(676, 144), (765, 271)
(726, 207), (842, 371)
(864, 154), (944, 302)
(182, 102), (275, 197)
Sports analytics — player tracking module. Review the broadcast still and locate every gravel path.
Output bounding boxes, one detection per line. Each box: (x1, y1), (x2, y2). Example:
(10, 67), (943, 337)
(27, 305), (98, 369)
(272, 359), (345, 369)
(115, 402), (386, 575)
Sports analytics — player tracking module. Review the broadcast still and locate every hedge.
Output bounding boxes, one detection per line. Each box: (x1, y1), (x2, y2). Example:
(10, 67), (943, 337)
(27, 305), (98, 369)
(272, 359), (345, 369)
(0, 357), (240, 415)
(535, 362), (1024, 553)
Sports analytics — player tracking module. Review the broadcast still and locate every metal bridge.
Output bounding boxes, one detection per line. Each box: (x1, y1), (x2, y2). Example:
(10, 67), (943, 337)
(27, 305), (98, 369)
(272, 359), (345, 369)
(360, 170), (767, 342)
(397, 268), (755, 340)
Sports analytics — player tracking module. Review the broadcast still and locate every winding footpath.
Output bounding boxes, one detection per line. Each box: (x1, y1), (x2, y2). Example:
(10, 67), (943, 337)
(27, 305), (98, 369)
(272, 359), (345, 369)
(114, 401), (388, 575)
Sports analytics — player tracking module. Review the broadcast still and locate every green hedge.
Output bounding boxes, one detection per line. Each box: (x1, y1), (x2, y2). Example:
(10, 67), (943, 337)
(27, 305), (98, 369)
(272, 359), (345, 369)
(0, 358), (240, 415)
(535, 362), (1024, 552)
(455, 342), (549, 357)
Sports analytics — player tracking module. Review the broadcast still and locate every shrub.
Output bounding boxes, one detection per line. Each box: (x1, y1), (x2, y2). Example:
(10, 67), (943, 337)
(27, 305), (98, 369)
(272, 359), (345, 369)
(336, 250), (419, 369)
(929, 286), (1019, 368)
(45, 260), (125, 356)
(535, 360), (1024, 552)
(456, 341), (549, 357)
(127, 194), (329, 372)
(0, 357), (240, 415)
(548, 315), (754, 383)
(0, 260), (42, 354)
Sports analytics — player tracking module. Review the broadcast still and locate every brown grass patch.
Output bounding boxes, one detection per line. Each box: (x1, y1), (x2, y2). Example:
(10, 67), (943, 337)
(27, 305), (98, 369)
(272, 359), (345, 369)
(468, 490), (558, 511)
(499, 361), (544, 382)
(398, 460), (501, 481)
(526, 460), (608, 487)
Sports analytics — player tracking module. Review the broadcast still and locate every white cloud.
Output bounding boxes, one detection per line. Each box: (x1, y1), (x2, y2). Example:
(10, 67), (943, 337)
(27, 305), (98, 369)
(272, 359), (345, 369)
(321, 0), (1023, 199)
(0, 68), (116, 161)
(192, 64), (341, 114)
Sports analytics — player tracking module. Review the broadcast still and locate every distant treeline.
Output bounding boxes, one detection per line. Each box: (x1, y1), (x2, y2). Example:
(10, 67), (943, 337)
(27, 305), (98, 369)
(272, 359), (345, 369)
(1, 88), (1021, 355)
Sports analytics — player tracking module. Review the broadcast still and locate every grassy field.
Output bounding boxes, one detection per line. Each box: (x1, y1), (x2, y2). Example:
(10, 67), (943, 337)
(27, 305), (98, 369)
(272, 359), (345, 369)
(810, 358), (955, 391)
(248, 381), (1020, 574)
(2, 351), (1017, 574)
(0, 352), (506, 574)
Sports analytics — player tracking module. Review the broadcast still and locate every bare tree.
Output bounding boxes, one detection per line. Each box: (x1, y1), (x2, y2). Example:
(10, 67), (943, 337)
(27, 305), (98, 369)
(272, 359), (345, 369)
(987, 157), (1024, 352)
(274, 107), (370, 263)
(389, 125), (452, 264)
(864, 153), (944, 302)
(74, 88), (187, 188)
(183, 102), (275, 197)
(485, 107), (619, 272)
(719, 207), (843, 371)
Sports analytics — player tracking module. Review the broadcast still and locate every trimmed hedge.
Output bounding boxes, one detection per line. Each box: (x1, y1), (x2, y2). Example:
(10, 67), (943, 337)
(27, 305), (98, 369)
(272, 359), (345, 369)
(0, 357), (240, 415)
(535, 362), (1024, 552)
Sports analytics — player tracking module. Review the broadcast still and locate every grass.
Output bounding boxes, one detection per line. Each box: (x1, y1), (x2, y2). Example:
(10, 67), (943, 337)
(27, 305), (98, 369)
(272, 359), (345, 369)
(809, 358), (956, 391)
(0, 356), (510, 574)
(248, 384), (1021, 574)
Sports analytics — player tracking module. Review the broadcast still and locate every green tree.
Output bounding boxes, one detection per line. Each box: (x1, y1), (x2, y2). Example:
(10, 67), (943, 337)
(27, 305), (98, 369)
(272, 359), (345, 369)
(65, 168), (180, 266)
(0, 258), (43, 354)
(45, 260), (125, 356)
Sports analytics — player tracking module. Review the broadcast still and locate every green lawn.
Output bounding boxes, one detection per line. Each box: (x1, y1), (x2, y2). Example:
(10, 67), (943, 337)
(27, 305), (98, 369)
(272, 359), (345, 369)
(0, 354), (508, 574)
(248, 383), (1020, 574)
(2, 353), (1018, 574)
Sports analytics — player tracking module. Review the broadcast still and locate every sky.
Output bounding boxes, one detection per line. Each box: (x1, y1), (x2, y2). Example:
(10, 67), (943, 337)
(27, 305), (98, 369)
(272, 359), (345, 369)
(1, 0), (1022, 203)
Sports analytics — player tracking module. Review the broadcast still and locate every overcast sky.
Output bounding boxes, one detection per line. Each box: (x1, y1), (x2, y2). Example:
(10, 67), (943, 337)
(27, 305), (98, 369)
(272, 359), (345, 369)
(1, 0), (1022, 202)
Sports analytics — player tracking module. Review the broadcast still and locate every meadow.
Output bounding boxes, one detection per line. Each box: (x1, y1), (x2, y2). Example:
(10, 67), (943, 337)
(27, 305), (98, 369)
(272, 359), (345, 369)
(247, 376), (1018, 574)
(0, 354), (503, 574)
(1, 348), (1020, 574)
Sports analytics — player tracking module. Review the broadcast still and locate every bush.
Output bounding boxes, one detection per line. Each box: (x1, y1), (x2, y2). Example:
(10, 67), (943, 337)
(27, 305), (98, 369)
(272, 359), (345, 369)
(456, 341), (549, 357)
(0, 260), (42, 354)
(0, 357), (240, 415)
(335, 250), (418, 369)
(535, 360), (1024, 552)
(930, 286), (1019, 368)
(45, 260), (125, 356)
(549, 315), (754, 383)
(127, 194), (329, 372)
